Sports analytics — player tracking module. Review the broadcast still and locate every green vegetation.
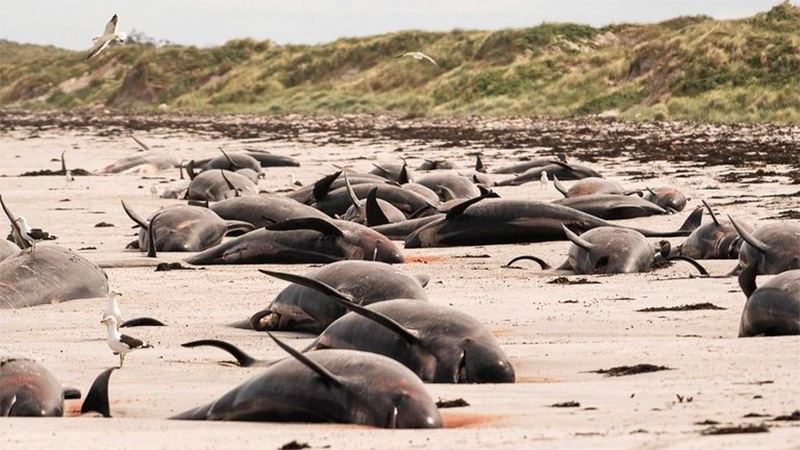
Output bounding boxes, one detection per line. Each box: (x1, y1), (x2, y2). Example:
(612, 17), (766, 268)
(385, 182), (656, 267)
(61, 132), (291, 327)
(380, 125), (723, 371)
(1, 3), (798, 122)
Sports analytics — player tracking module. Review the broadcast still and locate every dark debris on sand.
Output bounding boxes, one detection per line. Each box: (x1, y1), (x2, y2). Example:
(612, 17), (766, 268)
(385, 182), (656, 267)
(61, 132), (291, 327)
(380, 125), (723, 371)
(695, 419), (720, 425)
(436, 398), (470, 408)
(773, 410), (800, 421)
(279, 441), (311, 450)
(637, 303), (726, 312)
(551, 401), (581, 408)
(548, 277), (599, 285)
(94, 222), (115, 228)
(592, 364), (672, 377)
(4, 112), (797, 171)
(701, 424), (769, 435)
(766, 209), (800, 220)
(155, 262), (198, 272)
(19, 168), (92, 177)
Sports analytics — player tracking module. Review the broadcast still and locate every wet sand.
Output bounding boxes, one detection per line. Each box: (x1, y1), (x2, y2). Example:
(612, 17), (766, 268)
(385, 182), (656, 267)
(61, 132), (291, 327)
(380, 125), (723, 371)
(1, 113), (798, 449)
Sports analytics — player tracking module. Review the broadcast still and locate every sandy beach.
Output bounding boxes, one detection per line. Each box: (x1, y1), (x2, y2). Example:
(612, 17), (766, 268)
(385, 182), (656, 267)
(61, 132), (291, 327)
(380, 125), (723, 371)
(1, 112), (798, 449)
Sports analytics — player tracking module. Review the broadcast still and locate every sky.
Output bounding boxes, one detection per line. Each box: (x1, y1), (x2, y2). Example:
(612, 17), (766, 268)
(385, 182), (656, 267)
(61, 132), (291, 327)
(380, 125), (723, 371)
(0, 0), (785, 50)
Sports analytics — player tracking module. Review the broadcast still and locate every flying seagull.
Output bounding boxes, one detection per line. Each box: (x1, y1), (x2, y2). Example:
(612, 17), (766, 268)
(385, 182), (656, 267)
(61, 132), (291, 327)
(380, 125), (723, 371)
(100, 316), (152, 367)
(14, 217), (56, 257)
(396, 51), (437, 66)
(87, 14), (127, 60)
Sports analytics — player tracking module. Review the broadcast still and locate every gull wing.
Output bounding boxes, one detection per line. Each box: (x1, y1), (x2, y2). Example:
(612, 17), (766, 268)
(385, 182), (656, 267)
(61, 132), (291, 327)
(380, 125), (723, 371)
(420, 52), (437, 65)
(86, 39), (109, 60)
(104, 14), (118, 35)
(120, 334), (147, 350)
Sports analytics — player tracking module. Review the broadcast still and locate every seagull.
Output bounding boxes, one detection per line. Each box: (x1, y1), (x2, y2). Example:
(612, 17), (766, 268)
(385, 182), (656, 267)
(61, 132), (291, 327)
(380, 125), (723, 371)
(14, 217), (55, 257)
(149, 184), (159, 198)
(289, 173), (302, 187)
(540, 170), (548, 190)
(396, 51), (437, 65)
(100, 316), (152, 367)
(103, 290), (165, 328)
(105, 291), (125, 325)
(86, 14), (127, 61)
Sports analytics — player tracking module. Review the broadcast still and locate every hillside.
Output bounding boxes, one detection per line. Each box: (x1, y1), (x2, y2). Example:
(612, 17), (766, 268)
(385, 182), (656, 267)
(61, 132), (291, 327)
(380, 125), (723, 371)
(1, 3), (798, 122)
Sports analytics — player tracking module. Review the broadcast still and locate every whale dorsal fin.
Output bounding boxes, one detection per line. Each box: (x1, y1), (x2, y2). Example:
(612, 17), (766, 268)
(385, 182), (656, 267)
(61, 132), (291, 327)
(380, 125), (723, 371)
(561, 224), (594, 251)
(80, 367), (116, 418)
(265, 218), (343, 237)
(312, 171), (343, 202)
(728, 215), (767, 253)
(121, 200), (148, 229)
(259, 270), (421, 345)
(365, 188), (391, 227)
(701, 200), (720, 227)
(266, 331), (343, 387)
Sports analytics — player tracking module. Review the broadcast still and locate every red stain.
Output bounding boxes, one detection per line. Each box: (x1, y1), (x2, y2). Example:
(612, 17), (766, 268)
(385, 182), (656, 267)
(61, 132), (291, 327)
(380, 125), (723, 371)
(65, 400), (82, 417)
(405, 255), (447, 264)
(443, 412), (503, 428)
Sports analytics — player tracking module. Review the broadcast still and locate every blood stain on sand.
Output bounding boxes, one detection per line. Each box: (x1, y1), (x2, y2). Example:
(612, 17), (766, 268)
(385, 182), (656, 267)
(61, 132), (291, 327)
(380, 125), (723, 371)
(492, 329), (513, 337)
(443, 412), (504, 428)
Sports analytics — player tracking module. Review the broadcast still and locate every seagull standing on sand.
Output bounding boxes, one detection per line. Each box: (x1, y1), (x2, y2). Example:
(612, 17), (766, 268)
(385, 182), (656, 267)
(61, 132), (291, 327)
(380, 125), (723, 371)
(103, 291), (165, 328)
(100, 316), (152, 367)
(65, 170), (74, 187)
(396, 52), (438, 65)
(150, 184), (159, 198)
(105, 291), (125, 325)
(540, 170), (548, 190)
(14, 217), (53, 257)
(86, 14), (127, 60)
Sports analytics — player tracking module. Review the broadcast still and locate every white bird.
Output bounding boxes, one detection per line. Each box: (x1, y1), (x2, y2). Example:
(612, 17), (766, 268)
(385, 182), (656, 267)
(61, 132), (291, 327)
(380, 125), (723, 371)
(86, 14), (127, 60)
(100, 316), (152, 368)
(105, 291), (125, 326)
(14, 217), (54, 258)
(150, 184), (159, 198)
(396, 51), (437, 65)
(540, 170), (548, 190)
(289, 173), (302, 187)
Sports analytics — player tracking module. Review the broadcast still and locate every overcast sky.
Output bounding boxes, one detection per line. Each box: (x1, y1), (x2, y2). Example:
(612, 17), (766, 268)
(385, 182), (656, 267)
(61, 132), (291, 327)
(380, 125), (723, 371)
(0, 0), (784, 50)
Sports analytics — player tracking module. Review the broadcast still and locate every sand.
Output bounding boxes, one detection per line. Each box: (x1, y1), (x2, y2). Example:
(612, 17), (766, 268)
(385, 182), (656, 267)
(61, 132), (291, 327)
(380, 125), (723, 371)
(0, 113), (798, 449)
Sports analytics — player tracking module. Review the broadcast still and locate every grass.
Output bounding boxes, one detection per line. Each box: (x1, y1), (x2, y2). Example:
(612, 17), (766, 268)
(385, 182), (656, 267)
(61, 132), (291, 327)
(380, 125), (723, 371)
(1, 2), (798, 122)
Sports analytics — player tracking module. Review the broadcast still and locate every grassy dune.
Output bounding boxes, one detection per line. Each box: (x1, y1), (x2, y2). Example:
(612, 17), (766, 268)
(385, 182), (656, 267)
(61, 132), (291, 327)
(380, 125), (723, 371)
(1, 3), (798, 122)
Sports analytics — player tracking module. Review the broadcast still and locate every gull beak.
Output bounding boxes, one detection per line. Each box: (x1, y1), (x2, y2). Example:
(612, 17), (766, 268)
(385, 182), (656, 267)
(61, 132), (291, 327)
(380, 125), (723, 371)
(118, 293), (123, 297)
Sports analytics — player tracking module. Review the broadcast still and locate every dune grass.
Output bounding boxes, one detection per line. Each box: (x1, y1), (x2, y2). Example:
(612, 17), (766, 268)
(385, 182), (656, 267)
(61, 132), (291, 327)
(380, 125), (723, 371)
(1, 2), (798, 122)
